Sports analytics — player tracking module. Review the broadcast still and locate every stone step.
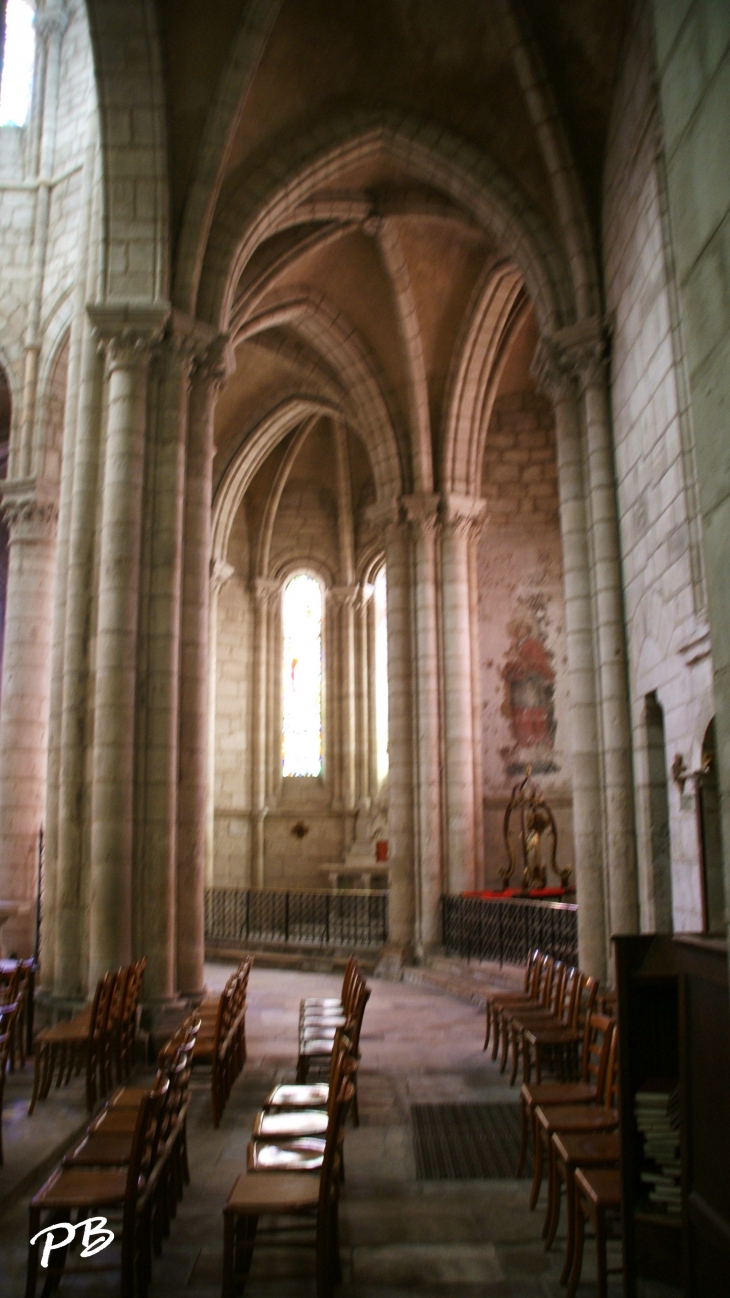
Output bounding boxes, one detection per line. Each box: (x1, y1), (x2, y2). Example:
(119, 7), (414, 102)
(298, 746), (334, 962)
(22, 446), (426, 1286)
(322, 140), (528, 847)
(403, 956), (523, 1008)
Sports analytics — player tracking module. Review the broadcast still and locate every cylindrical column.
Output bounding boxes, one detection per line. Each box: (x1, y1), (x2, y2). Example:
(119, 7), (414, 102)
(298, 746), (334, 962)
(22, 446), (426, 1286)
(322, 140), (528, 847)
(440, 495), (484, 895)
(331, 586), (358, 812)
(249, 578), (276, 890)
(88, 308), (167, 987)
(355, 583), (373, 802)
(54, 311), (104, 996)
(42, 122), (98, 992)
(177, 341), (227, 995)
(137, 335), (192, 1002)
(16, 5), (67, 481)
(551, 376), (609, 979)
(0, 496), (58, 956)
(403, 495), (442, 951)
(383, 510), (415, 949)
(581, 372), (639, 937)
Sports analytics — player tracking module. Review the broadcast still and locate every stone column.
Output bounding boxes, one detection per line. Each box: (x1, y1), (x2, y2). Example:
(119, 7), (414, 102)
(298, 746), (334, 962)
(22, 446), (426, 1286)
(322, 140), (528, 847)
(403, 494), (443, 952)
(440, 494), (485, 896)
(0, 490), (58, 956)
(249, 578), (277, 890)
(355, 583), (374, 802)
(580, 350), (639, 938)
(42, 120), (98, 993)
(366, 589), (379, 795)
(208, 558), (234, 889)
(532, 338), (609, 980)
(177, 340), (228, 996)
(53, 307), (105, 997)
(381, 506), (415, 951)
(136, 326), (196, 1003)
(330, 586), (359, 812)
(87, 305), (168, 988)
(539, 323), (639, 946)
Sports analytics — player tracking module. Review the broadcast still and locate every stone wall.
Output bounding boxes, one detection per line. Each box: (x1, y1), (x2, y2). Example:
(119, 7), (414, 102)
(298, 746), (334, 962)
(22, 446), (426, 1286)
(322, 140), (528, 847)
(650, 0), (730, 941)
(478, 389), (574, 888)
(604, 0), (714, 931)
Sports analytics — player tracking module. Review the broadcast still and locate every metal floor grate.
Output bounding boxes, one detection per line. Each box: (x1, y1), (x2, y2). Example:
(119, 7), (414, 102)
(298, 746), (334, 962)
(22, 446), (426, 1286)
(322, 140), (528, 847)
(411, 1103), (530, 1180)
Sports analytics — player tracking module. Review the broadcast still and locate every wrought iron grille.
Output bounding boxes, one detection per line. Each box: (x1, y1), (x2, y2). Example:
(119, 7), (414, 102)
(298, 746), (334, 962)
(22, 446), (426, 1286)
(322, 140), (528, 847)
(205, 886), (389, 950)
(442, 894), (578, 967)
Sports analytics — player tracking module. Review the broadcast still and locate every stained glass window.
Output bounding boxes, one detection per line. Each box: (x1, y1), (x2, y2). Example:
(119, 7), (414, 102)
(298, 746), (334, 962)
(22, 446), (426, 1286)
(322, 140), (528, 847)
(282, 574), (322, 777)
(0, 1), (35, 127)
(374, 565), (389, 785)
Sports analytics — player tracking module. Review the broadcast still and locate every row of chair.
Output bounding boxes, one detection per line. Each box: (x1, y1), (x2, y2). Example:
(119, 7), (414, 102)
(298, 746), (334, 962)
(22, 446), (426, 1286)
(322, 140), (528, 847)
(29, 958), (146, 1114)
(26, 1011), (200, 1298)
(295, 956), (370, 1125)
(0, 957), (34, 1068)
(194, 956), (251, 1126)
(488, 948), (622, 1296)
(222, 962), (368, 1296)
(0, 998), (20, 1165)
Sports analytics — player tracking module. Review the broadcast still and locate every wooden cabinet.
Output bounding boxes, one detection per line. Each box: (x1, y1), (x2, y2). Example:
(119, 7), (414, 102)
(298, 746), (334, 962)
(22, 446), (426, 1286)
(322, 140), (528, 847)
(614, 934), (730, 1297)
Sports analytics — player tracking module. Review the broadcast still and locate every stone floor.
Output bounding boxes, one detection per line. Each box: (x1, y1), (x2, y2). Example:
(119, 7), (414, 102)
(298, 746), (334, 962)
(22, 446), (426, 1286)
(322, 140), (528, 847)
(0, 963), (680, 1297)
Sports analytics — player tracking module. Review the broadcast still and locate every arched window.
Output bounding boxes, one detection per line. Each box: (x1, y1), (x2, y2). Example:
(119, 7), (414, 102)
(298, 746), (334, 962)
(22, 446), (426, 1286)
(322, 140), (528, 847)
(373, 564), (388, 785)
(0, 0), (35, 127)
(282, 573), (323, 777)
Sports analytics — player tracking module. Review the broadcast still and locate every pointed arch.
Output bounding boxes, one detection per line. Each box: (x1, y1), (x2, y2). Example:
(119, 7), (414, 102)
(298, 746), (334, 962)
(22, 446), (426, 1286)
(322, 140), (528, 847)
(195, 115), (575, 337)
(84, 0), (169, 300)
(441, 260), (529, 495)
(233, 288), (405, 497)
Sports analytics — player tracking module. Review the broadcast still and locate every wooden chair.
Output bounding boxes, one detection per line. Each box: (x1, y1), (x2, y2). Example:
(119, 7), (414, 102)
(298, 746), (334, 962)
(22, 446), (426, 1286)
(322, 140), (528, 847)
(505, 962), (571, 1084)
(222, 1077), (354, 1298)
(531, 1023), (619, 1210)
(300, 956), (358, 1020)
(484, 947), (540, 1052)
(4, 959), (33, 1070)
(119, 957), (146, 1079)
(567, 1165), (622, 1298)
(194, 965), (249, 1126)
(28, 971), (114, 1115)
(300, 960), (362, 1034)
(0, 1000), (19, 1166)
(250, 1044), (357, 1156)
(263, 1026), (353, 1114)
(497, 953), (555, 1072)
(548, 1129), (620, 1282)
(26, 1083), (168, 1298)
(517, 1010), (614, 1177)
(517, 972), (599, 1087)
(296, 983), (370, 1126)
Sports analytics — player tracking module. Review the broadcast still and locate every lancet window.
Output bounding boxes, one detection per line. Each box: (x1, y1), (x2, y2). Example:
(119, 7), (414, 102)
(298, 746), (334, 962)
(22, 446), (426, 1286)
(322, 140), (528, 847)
(281, 573), (323, 777)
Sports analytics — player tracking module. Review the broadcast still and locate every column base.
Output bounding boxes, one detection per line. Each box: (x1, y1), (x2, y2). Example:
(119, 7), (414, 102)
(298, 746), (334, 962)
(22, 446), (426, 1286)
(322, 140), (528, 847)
(374, 942), (412, 980)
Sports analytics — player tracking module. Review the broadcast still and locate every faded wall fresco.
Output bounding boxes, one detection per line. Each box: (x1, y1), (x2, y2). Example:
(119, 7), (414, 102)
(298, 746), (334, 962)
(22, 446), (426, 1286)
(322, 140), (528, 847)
(478, 388), (574, 887)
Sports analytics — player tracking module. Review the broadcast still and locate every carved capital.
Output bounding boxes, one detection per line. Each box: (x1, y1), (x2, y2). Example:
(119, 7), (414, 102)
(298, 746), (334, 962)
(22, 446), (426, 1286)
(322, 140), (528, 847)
(356, 582), (375, 610)
(440, 492), (487, 541)
(250, 577), (279, 609)
(533, 317), (609, 401)
(210, 558), (235, 594)
(1, 481), (58, 542)
(35, 4), (69, 45)
(402, 492), (440, 538)
(88, 302), (170, 374)
(328, 583), (360, 610)
(363, 496), (400, 536)
(191, 333), (234, 397)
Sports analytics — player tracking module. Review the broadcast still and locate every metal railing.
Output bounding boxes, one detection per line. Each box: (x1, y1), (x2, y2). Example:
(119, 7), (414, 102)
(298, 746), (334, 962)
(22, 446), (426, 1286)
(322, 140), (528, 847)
(442, 893), (578, 967)
(205, 886), (389, 951)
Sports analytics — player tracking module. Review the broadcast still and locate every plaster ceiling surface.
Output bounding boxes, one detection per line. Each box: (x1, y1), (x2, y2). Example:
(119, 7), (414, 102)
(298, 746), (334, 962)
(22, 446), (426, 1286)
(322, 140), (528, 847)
(175, 0), (627, 536)
(157, 0), (628, 259)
